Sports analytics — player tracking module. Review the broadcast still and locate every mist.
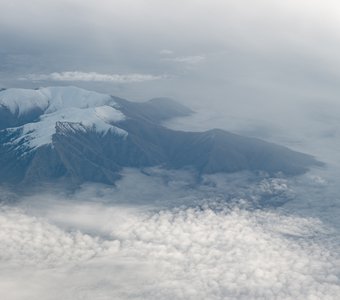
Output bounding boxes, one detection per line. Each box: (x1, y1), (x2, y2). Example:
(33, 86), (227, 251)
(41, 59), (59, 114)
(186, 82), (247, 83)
(2, 0), (340, 104)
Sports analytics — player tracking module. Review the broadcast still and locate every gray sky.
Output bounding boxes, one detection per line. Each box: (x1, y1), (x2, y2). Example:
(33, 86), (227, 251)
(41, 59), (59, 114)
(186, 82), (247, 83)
(2, 0), (340, 105)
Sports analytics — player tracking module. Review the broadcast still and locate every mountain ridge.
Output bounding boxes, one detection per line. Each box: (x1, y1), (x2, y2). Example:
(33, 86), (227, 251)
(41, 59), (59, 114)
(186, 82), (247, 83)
(0, 86), (322, 186)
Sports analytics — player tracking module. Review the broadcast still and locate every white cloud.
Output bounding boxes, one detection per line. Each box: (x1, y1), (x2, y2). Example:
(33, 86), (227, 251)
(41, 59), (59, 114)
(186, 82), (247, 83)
(160, 49), (174, 55)
(22, 72), (165, 83)
(0, 198), (339, 300)
(0, 169), (339, 300)
(165, 55), (205, 64)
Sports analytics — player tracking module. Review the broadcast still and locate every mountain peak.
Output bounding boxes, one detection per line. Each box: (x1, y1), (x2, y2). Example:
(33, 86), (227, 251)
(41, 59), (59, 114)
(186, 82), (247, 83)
(0, 87), (126, 150)
(0, 86), (321, 186)
(0, 86), (114, 116)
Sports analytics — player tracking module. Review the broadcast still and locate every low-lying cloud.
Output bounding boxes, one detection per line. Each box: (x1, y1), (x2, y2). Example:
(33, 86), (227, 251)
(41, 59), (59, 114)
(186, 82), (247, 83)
(0, 168), (339, 299)
(0, 197), (339, 299)
(22, 71), (165, 83)
(164, 55), (206, 64)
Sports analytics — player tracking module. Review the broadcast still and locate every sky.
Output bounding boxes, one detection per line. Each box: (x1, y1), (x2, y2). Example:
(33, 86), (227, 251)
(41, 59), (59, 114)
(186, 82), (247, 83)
(2, 0), (340, 105)
(1, 1), (340, 299)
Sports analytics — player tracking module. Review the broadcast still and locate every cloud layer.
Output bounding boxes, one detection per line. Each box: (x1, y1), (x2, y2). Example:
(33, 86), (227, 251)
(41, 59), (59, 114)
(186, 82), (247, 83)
(164, 55), (205, 64)
(0, 197), (339, 300)
(0, 168), (339, 300)
(22, 71), (165, 83)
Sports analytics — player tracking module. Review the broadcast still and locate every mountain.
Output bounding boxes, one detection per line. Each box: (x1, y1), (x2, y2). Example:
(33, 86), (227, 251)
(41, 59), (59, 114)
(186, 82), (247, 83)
(0, 86), (321, 186)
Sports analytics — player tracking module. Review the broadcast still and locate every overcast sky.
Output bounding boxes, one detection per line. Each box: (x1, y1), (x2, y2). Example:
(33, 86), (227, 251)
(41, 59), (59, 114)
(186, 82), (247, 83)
(1, 0), (340, 106)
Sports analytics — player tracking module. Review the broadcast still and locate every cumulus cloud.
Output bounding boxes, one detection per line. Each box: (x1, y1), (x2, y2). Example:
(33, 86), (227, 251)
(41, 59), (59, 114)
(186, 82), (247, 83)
(0, 168), (339, 299)
(0, 197), (339, 300)
(0, 206), (109, 267)
(21, 72), (165, 83)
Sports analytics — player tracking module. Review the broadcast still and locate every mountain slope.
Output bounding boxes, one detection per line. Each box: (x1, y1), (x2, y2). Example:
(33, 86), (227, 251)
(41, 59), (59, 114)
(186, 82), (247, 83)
(0, 86), (321, 185)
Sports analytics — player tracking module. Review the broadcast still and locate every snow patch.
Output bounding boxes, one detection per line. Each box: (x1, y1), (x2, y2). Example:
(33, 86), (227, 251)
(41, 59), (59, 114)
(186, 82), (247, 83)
(0, 86), (117, 116)
(95, 106), (124, 124)
(40, 86), (114, 113)
(0, 89), (49, 116)
(23, 107), (126, 149)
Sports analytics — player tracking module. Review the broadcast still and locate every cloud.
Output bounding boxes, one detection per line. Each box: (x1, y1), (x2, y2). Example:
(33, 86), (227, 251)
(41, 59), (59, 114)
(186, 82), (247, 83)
(160, 49), (174, 55)
(0, 168), (339, 299)
(0, 194), (339, 299)
(164, 55), (206, 64)
(0, 206), (109, 267)
(21, 72), (165, 83)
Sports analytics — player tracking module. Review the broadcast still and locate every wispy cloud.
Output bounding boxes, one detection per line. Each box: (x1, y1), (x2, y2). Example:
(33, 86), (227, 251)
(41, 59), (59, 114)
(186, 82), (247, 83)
(21, 71), (166, 83)
(160, 49), (174, 55)
(164, 55), (205, 64)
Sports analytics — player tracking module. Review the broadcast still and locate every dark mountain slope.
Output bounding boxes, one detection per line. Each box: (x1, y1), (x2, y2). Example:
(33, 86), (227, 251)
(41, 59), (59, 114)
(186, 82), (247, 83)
(0, 87), (322, 186)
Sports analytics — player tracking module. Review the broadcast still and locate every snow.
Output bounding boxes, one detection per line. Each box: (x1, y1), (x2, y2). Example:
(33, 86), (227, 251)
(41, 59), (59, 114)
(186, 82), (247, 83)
(0, 88), (49, 116)
(0, 86), (116, 116)
(1, 87), (127, 150)
(40, 86), (115, 113)
(95, 106), (124, 124)
(9, 107), (127, 150)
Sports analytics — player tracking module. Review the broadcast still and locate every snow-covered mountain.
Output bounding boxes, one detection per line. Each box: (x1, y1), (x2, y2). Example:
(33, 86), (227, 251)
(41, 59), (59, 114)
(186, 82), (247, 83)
(0, 87), (126, 148)
(0, 86), (321, 186)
